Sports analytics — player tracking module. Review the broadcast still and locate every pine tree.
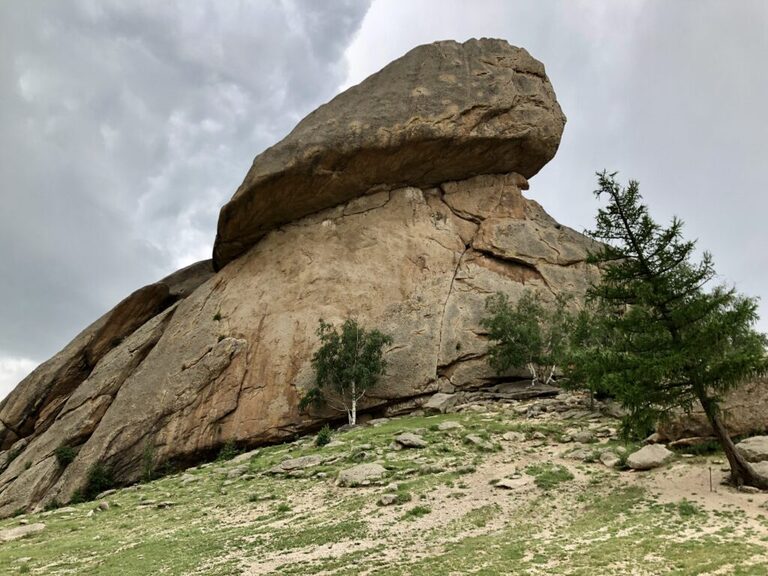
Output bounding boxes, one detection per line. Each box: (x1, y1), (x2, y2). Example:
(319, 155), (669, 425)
(583, 171), (768, 487)
(300, 319), (392, 426)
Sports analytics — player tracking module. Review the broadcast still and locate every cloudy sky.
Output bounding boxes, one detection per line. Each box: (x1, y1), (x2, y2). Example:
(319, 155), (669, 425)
(1, 0), (766, 400)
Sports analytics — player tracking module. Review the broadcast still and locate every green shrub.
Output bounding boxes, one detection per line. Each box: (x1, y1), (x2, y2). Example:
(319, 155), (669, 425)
(69, 463), (114, 505)
(217, 440), (240, 462)
(55, 446), (76, 467)
(315, 424), (332, 447)
(402, 505), (431, 521)
(677, 499), (703, 518)
(525, 463), (574, 490)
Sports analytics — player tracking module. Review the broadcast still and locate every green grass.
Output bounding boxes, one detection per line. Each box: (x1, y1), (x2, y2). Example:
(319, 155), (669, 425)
(525, 462), (575, 490)
(0, 406), (766, 575)
(401, 505), (431, 521)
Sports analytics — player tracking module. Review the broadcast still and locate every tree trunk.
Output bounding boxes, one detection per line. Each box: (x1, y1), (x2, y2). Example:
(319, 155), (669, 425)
(698, 391), (768, 489)
(350, 380), (357, 426)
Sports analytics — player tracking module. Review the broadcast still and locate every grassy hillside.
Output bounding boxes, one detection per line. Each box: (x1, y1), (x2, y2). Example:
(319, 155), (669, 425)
(1, 393), (767, 575)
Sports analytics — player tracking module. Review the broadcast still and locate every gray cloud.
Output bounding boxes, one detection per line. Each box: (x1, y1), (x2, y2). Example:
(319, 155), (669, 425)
(2, 0), (766, 399)
(345, 0), (768, 323)
(0, 0), (372, 397)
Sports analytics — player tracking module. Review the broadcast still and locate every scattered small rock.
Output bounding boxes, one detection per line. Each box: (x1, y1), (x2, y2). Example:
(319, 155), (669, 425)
(464, 434), (495, 451)
(230, 449), (260, 465)
(494, 476), (531, 490)
(502, 431), (525, 442)
(268, 454), (326, 474)
(368, 418), (390, 427)
(378, 493), (398, 506)
(573, 430), (596, 444)
(532, 431), (546, 441)
(600, 451), (620, 468)
(96, 489), (117, 500)
(226, 465), (249, 479)
(156, 501), (175, 509)
(738, 486), (761, 494)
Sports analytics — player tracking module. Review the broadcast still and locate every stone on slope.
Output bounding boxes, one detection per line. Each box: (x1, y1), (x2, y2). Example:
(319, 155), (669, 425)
(268, 454), (326, 474)
(213, 38), (565, 268)
(626, 445), (674, 471)
(735, 436), (768, 463)
(600, 451), (620, 468)
(423, 393), (459, 415)
(394, 433), (428, 449)
(437, 421), (464, 432)
(0, 522), (45, 543)
(337, 463), (387, 487)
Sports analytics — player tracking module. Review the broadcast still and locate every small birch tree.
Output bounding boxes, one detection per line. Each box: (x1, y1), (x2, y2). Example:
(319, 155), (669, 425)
(482, 292), (573, 386)
(300, 318), (393, 426)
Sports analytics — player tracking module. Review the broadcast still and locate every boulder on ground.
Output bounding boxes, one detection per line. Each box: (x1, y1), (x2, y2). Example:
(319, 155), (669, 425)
(337, 463), (387, 487)
(626, 445), (674, 471)
(0, 522), (45, 543)
(735, 436), (768, 463)
(423, 393), (459, 415)
(394, 433), (428, 449)
(600, 451), (620, 468)
(268, 454), (326, 474)
(658, 378), (768, 441)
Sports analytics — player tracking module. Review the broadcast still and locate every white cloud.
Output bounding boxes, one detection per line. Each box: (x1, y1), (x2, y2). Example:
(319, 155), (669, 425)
(0, 356), (37, 402)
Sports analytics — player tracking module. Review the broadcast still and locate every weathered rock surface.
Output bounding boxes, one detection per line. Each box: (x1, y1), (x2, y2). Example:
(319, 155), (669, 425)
(337, 463), (387, 487)
(0, 522), (45, 543)
(213, 38), (566, 268)
(735, 436), (768, 463)
(0, 40), (596, 518)
(423, 393), (458, 415)
(394, 433), (428, 449)
(658, 378), (768, 441)
(626, 445), (674, 471)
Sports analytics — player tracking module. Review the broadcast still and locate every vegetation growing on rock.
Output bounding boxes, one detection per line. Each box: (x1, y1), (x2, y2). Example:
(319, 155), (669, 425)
(301, 319), (393, 426)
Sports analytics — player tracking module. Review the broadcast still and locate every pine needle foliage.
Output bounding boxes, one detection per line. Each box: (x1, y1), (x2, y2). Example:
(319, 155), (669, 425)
(582, 171), (768, 487)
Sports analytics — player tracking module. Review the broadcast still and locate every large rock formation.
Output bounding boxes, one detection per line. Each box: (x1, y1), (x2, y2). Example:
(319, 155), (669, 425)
(0, 38), (594, 517)
(213, 38), (566, 269)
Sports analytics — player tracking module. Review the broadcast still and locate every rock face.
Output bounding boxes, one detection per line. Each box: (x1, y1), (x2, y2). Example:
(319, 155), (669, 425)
(657, 378), (768, 441)
(213, 38), (566, 269)
(0, 39), (594, 518)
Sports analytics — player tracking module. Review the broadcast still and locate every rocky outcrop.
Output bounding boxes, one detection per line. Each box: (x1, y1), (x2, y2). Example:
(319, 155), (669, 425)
(0, 39), (593, 517)
(213, 38), (566, 269)
(657, 378), (768, 441)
